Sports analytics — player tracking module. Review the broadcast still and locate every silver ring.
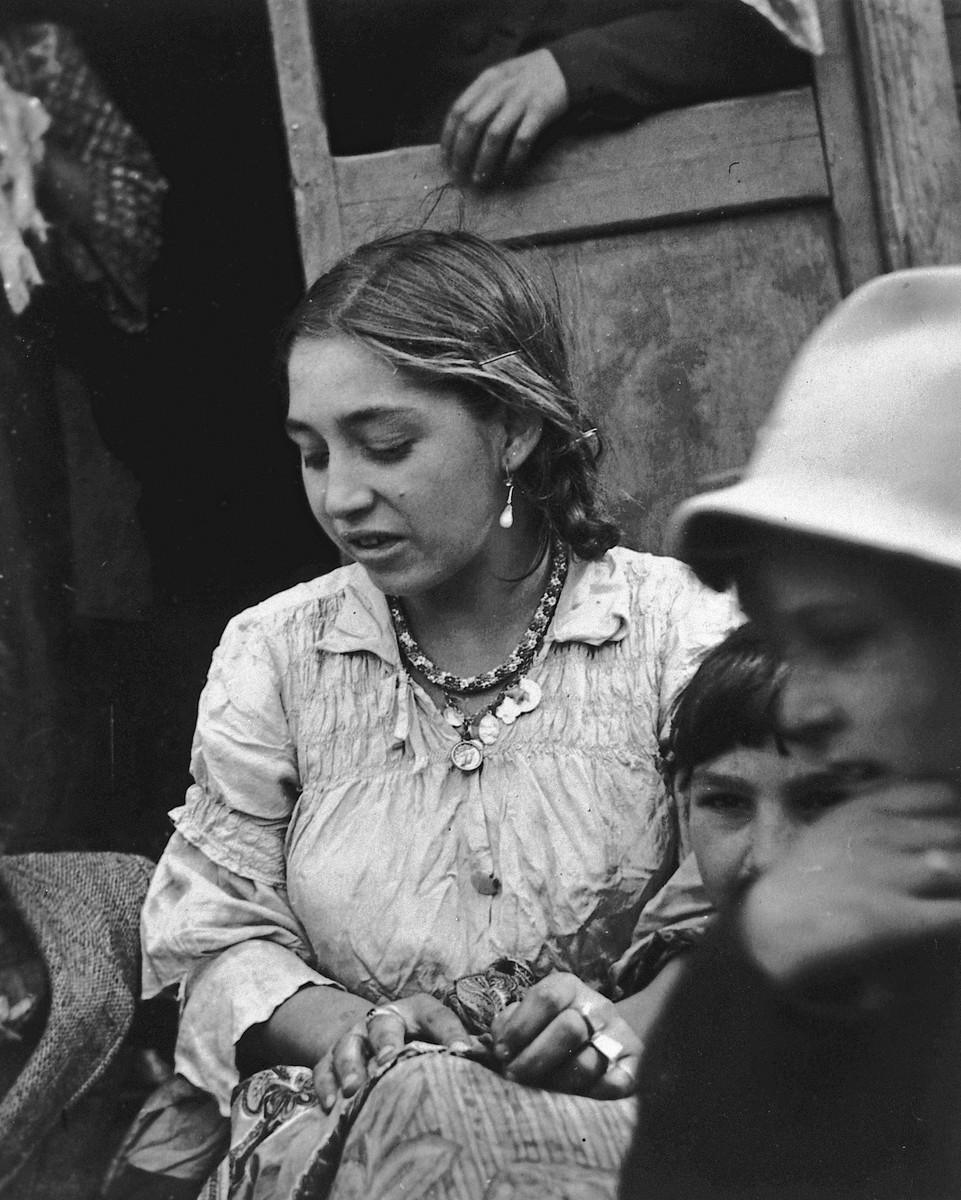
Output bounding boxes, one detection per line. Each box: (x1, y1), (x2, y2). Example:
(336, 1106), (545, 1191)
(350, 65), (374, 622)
(574, 999), (608, 1040)
(589, 1030), (625, 1066)
(366, 1004), (405, 1027)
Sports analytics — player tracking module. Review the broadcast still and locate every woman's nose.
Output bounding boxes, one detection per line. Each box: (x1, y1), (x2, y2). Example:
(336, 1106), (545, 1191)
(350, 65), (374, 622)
(779, 669), (843, 752)
(322, 458), (374, 519)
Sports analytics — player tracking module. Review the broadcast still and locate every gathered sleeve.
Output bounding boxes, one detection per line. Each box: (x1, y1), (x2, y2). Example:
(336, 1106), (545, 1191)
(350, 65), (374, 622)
(656, 566), (742, 745)
(547, 1), (815, 132)
(141, 610), (339, 1112)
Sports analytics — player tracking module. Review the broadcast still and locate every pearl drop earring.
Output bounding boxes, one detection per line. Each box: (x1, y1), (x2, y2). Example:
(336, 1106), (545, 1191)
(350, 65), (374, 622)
(499, 475), (515, 529)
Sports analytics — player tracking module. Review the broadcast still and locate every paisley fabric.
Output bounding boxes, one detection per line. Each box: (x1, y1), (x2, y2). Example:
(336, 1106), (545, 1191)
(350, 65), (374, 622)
(199, 1048), (636, 1200)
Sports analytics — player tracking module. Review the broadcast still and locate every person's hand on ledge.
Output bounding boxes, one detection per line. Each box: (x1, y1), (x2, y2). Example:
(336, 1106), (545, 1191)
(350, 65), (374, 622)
(490, 971), (640, 1098)
(440, 49), (569, 187)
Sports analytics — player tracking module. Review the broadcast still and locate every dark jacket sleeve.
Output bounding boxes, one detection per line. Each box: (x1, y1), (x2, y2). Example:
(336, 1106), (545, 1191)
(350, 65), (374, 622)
(546, 1), (811, 130)
(621, 908), (961, 1200)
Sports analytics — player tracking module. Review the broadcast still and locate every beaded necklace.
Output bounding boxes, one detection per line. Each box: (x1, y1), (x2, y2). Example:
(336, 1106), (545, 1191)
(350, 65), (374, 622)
(388, 538), (568, 771)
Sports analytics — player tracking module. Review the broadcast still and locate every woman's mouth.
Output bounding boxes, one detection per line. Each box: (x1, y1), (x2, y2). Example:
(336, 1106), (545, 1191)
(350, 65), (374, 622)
(342, 532), (404, 556)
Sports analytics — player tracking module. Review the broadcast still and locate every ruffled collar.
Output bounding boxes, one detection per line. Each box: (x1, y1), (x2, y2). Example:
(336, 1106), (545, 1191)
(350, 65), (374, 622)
(314, 549), (632, 665)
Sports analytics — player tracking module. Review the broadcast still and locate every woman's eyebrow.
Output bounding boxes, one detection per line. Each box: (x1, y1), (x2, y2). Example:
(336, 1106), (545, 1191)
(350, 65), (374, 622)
(339, 406), (419, 431)
(284, 407), (419, 438)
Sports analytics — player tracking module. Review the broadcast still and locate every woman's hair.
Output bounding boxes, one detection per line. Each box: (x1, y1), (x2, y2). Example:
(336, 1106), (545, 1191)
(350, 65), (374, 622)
(663, 622), (788, 790)
(279, 229), (621, 560)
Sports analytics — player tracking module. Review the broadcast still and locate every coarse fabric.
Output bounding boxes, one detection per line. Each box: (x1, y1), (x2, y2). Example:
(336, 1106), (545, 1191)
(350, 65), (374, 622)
(0, 851), (155, 1190)
(142, 547), (736, 1117)
(201, 1046), (637, 1200)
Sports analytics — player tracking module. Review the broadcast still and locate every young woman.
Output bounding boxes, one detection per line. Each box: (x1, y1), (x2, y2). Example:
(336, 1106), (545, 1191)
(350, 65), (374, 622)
(622, 265), (961, 1199)
(140, 230), (736, 1198)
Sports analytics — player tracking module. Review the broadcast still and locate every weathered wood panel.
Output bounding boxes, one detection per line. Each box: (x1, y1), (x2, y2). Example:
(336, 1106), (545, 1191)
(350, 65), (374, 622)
(811, 0), (885, 290)
(266, 0), (343, 276)
(853, 0), (961, 267)
(333, 89), (829, 260)
(943, 0), (961, 110)
(530, 208), (844, 553)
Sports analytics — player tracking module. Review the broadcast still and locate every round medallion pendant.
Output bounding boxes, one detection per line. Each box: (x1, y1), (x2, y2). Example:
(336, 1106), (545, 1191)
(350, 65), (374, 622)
(451, 740), (484, 772)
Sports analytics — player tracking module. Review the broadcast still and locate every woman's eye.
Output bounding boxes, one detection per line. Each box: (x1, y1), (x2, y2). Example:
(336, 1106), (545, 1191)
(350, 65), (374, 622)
(365, 440), (413, 463)
(301, 449), (329, 471)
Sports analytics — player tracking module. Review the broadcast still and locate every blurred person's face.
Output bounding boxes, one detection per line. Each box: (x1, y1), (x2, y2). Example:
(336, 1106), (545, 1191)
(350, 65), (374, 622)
(685, 742), (845, 909)
(741, 538), (961, 784)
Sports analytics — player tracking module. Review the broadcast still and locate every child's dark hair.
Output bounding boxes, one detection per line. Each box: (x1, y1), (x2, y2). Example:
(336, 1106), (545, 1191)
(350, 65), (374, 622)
(663, 622), (787, 790)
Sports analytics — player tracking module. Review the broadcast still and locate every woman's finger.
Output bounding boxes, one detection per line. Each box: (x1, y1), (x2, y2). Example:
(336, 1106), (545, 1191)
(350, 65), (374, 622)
(330, 1025), (371, 1099)
(365, 1006), (408, 1067)
(406, 995), (476, 1052)
(586, 1059), (640, 1100)
(543, 1043), (608, 1096)
(501, 1006), (589, 1084)
(543, 1034), (641, 1100)
(313, 1052), (340, 1113)
(492, 973), (591, 1058)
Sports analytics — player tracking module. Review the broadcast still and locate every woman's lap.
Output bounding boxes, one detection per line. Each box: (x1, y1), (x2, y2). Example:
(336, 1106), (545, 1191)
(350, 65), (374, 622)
(209, 1047), (637, 1200)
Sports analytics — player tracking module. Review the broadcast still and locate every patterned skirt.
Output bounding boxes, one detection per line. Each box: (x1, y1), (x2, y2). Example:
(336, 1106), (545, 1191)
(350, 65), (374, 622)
(202, 1044), (638, 1200)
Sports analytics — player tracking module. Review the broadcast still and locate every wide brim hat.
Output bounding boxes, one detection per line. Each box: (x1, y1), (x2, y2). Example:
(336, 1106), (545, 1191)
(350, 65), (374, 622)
(0, 852), (154, 1189)
(669, 267), (961, 588)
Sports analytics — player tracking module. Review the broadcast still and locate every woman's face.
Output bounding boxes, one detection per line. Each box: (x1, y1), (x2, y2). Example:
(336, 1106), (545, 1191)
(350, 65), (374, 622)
(287, 336), (517, 598)
(743, 539), (961, 783)
(686, 742), (845, 909)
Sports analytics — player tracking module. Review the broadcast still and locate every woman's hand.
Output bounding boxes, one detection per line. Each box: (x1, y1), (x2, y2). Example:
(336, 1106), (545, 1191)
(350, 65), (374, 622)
(490, 972), (641, 1099)
(742, 779), (961, 990)
(440, 50), (569, 186)
(314, 993), (478, 1112)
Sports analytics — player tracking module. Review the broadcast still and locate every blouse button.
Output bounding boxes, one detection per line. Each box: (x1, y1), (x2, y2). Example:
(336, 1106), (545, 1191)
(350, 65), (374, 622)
(471, 870), (502, 896)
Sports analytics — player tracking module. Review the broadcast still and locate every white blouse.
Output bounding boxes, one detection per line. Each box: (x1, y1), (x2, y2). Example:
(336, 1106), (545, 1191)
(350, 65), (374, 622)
(142, 548), (738, 1110)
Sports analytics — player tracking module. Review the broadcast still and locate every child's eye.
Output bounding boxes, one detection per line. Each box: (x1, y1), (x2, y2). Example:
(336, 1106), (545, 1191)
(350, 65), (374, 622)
(694, 790), (750, 816)
(800, 616), (873, 665)
(301, 448), (329, 471)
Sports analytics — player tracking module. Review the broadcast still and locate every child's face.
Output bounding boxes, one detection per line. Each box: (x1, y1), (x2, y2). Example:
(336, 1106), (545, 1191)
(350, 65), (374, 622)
(684, 741), (847, 909)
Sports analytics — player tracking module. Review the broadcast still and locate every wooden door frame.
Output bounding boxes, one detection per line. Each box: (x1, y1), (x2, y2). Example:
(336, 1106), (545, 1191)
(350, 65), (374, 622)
(266, 0), (961, 286)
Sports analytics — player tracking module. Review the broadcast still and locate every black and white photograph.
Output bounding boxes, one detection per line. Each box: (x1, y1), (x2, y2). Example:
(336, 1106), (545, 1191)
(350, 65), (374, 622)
(3, 3), (961, 1198)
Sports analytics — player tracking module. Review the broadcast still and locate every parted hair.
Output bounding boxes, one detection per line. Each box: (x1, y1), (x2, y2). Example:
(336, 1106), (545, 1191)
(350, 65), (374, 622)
(663, 622), (788, 790)
(280, 230), (621, 561)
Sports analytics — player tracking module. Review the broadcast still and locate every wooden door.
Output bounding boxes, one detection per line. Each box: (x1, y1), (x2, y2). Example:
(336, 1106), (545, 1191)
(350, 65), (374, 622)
(267, 0), (961, 552)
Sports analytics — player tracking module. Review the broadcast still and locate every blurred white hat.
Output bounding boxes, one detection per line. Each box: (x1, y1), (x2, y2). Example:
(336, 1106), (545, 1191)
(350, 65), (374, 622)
(669, 267), (961, 587)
